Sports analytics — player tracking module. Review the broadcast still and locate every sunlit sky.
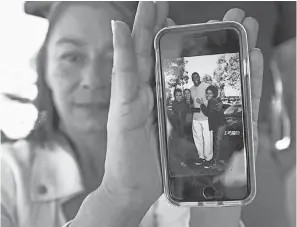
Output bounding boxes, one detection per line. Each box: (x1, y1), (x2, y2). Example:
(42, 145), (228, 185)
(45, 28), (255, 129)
(0, 0), (47, 139)
(184, 54), (221, 87)
(183, 54), (241, 97)
(0, 0), (47, 87)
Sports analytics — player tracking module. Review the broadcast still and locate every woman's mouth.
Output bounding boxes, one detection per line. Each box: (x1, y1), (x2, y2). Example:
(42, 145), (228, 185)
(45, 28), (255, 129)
(74, 102), (110, 109)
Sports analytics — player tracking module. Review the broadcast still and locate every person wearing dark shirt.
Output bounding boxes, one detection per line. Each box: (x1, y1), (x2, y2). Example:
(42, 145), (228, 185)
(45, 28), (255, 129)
(171, 88), (189, 137)
(183, 89), (194, 141)
(198, 85), (227, 167)
(170, 88), (201, 168)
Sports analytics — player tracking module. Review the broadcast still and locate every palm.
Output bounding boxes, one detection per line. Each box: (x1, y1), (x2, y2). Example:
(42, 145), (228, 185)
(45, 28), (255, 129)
(104, 2), (168, 197)
(106, 86), (162, 200)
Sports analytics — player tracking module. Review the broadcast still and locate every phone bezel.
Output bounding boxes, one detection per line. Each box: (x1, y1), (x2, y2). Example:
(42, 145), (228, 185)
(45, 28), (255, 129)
(154, 21), (256, 207)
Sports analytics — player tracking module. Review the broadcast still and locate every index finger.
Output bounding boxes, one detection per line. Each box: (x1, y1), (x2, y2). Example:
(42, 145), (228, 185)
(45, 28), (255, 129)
(132, 1), (168, 82)
(153, 1), (169, 34)
(242, 17), (259, 50)
(132, 2), (156, 83)
(111, 21), (138, 104)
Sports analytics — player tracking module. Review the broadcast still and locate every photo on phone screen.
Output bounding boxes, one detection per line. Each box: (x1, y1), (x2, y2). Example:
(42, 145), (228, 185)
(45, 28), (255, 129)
(156, 25), (253, 204)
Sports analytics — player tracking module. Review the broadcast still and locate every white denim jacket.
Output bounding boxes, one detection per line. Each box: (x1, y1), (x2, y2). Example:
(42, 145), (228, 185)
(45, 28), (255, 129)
(1, 140), (244, 227)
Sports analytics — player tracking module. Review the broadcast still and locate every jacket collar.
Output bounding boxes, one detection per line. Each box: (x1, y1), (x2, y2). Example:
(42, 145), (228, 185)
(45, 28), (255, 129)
(30, 142), (84, 202)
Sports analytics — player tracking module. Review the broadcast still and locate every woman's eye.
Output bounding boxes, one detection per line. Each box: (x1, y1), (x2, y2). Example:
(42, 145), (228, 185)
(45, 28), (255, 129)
(60, 53), (85, 64)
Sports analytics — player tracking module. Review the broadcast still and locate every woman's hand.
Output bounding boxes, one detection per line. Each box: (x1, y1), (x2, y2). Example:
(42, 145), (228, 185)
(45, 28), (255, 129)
(215, 10), (263, 187)
(72, 2), (169, 227)
(72, 4), (263, 227)
(103, 1), (169, 203)
(190, 9), (263, 227)
(196, 98), (204, 105)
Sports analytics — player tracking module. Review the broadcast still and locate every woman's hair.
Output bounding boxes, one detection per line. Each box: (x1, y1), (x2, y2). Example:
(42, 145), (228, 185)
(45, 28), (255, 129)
(27, 2), (137, 146)
(174, 88), (182, 97)
(206, 85), (219, 98)
(203, 74), (212, 83)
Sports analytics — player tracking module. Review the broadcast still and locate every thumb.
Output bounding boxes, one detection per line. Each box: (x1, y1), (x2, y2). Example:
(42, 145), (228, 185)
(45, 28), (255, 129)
(214, 151), (247, 187)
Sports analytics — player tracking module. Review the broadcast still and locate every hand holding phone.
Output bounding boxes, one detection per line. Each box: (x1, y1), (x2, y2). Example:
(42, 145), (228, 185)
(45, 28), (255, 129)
(154, 20), (261, 207)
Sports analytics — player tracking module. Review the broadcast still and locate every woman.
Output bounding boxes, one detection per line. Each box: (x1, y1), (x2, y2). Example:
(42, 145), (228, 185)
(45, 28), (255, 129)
(183, 88), (194, 141)
(1, 2), (263, 227)
(203, 74), (213, 85)
(203, 75), (220, 96)
(198, 85), (227, 168)
(183, 88), (194, 107)
(172, 88), (189, 136)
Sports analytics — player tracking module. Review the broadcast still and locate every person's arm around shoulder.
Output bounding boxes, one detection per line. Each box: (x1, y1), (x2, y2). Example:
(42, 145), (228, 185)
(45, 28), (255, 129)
(200, 101), (208, 116)
(203, 82), (210, 90)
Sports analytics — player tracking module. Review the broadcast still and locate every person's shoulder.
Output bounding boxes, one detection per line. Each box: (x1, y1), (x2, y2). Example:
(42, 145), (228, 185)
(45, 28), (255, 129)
(190, 86), (196, 96)
(1, 138), (81, 194)
(182, 100), (189, 107)
(1, 140), (34, 165)
(207, 98), (217, 107)
(1, 140), (34, 199)
(202, 82), (210, 88)
(211, 97), (219, 103)
(1, 138), (72, 175)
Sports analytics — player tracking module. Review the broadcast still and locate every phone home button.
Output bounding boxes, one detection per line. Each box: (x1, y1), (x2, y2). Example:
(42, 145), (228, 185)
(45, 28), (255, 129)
(202, 186), (216, 199)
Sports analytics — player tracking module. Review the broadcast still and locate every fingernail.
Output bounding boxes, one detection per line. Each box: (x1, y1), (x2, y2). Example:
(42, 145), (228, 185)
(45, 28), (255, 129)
(253, 48), (261, 52)
(166, 18), (174, 27)
(112, 21), (131, 47)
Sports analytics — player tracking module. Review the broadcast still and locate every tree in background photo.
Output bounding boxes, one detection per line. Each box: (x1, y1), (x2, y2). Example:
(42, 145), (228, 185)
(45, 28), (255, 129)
(163, 57), (189, 101)
(213, 53), (241, 98)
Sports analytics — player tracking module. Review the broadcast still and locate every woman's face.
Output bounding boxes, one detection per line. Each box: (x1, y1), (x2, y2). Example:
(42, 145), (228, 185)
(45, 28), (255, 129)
(175, 92), (183, 102)
(46, 3), (127, 132)
(184, 90), (191, 99)
(206, 76), (212, 84)
(206, 90), (213, 100)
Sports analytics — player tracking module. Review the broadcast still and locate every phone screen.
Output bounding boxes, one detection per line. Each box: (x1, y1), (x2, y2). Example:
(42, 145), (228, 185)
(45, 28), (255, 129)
(158, 27), (250, 203)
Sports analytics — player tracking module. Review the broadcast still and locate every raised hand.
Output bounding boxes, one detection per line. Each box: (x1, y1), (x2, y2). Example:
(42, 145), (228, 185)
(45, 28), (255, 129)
(103, 2), (169, 203)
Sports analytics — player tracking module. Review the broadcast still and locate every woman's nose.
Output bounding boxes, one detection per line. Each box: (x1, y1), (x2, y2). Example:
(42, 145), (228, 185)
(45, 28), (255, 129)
(80, 61), (112, 90)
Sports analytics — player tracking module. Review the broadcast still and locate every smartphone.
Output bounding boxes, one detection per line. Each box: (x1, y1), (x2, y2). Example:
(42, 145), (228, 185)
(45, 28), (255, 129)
(154, 21), (256, 207)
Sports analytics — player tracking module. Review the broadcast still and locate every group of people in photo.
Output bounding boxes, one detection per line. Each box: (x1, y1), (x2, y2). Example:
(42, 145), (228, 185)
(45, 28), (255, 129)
(169, 72), (227, 169)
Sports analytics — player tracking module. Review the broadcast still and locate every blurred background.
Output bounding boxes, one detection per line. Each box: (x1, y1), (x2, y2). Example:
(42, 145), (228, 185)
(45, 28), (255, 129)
(0, 0), (47, 141)
(0, 1), (296, 227)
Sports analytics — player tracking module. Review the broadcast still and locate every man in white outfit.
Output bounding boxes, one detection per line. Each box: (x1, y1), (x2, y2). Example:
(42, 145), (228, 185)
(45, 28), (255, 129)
(190, 72), (213, 163)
